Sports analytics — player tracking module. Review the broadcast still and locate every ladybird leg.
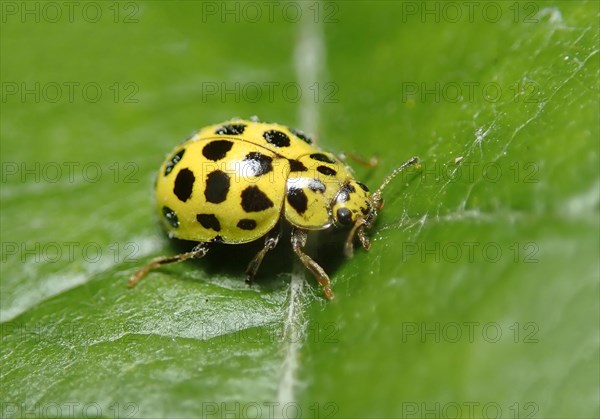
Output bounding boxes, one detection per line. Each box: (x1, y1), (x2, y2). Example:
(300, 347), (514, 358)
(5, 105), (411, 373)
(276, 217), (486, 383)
(344, 219), (369, 258)
(338, 151), (379, 168)
(245, 227), (281, 285)
(128, 243), (209, 287)
(291, 228), (334, 300)
(357, 225), (372, 251)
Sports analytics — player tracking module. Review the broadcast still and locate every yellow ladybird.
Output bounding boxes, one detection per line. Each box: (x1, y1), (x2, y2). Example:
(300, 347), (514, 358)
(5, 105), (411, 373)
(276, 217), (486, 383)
(129, 118), (419, 299)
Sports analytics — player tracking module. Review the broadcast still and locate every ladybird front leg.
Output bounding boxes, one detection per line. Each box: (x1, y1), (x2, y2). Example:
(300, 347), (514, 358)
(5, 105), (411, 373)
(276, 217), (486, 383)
(344, 219), (369, 258)
(245, 226), (281, 285)
(357, 225), (371, 251)
(291, 227), (334, 300)
(128, 243), (209, 287)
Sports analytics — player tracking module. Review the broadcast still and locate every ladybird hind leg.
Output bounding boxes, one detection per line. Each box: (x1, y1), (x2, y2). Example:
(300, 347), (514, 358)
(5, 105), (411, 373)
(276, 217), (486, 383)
(245, 226), (281, 285)
(291, 227), (334, 300)
(128, 243), (209, 287)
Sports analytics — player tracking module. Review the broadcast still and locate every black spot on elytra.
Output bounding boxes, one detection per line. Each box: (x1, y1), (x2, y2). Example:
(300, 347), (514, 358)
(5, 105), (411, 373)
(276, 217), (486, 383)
(196, 213), (221, 231)
(310, 153), (336, 164)
(308, 179), (326, 193)
(287, 187), (308, 215)
(288, 159), (307, 172)
(162, 206), (179, 228)
(263, 130), (290, 147)
(356, 181), (369, 192)
(317, 165), (337, 176)
(204, 170), (230, 204)
(237, 219), (257, 230)
(290, 128), (312, 144)
(174, 168), (195, 202)
(215, 123), (246, 135)
(202, 140), (234, 161)
(241, 186), (274, 212)
(244, 152), (273, 176)
(164, 149), (185, 176)
(212, 235), (224, 243)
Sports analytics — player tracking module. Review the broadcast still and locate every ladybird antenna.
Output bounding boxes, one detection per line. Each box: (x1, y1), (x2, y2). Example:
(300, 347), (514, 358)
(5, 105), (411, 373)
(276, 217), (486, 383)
(372, 156), (420, 201)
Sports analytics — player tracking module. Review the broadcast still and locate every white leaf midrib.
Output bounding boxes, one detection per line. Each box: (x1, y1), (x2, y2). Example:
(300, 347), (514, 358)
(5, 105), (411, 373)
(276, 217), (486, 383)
(276, 13), (325, 410)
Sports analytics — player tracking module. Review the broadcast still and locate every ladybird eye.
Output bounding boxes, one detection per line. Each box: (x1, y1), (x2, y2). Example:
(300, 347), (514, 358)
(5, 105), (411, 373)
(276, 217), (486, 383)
(336, 208), (353, 226)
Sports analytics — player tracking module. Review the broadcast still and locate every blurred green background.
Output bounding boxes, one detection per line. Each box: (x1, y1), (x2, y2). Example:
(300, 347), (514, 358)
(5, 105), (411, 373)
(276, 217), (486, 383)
(1, 1), (598, 418)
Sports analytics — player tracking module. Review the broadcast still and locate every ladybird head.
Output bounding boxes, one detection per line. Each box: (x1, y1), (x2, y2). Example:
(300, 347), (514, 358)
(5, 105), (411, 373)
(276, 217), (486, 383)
(341, 157), (420, 258)
(331, 180), (372, 228)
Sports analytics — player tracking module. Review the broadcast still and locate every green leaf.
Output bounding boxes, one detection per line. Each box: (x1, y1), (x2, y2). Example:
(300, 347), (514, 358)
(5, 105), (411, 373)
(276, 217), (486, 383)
(2, 2), (598, 418)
